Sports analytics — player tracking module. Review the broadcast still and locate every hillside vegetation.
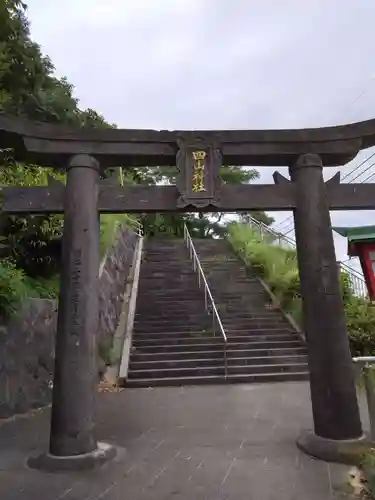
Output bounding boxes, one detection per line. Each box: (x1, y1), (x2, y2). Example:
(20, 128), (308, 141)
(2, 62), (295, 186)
(0, 1), (274, 317)
(228, 223), (375, 356)
(0, 2), (136, 316)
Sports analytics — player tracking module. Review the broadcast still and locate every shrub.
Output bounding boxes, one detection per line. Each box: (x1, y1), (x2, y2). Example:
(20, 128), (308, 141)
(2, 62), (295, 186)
(0, 259), (60, 318)
(99, 214), (137, 256)
(0, 164), (65, 278)
(228, 222), (375, 356)
(345, 296), (375, 356)
(228, 223), (301, 312)
(0, 260), (28, 317)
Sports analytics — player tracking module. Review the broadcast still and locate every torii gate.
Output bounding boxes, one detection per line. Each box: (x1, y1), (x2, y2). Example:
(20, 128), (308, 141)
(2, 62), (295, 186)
(1, 114), (375, 470)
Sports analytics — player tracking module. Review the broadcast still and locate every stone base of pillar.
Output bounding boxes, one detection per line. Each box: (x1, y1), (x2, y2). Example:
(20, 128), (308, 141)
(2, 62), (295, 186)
(297, 430), (370, 464)
(27, 442), (117, 472)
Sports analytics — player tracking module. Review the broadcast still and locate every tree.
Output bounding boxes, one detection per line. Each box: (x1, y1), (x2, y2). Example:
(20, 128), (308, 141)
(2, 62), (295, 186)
(139, 164), (273, 238)
(238, 211), (274, 227)
(0, 0), (273, 255)
(0, 0), (122, 276)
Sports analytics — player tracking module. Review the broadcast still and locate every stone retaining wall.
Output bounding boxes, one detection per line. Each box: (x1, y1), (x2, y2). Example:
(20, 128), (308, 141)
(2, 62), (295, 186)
(0, 224), (138, 418)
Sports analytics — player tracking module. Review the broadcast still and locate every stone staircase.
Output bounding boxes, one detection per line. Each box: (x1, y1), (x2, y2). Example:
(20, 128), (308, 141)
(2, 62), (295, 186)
(192, 238), (309, 382)
(125, 238), (308, 387)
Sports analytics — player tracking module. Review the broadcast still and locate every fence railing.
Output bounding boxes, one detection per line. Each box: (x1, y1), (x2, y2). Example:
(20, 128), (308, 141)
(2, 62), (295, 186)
(125, 216), (143, 236)
(244, 215), (368, 299)
(353, 357), (375, 440)
(183, 224), (228, 378)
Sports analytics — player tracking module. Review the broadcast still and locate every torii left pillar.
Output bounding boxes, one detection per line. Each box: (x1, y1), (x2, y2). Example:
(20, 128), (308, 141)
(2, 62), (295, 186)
(28, 154), (116, 471)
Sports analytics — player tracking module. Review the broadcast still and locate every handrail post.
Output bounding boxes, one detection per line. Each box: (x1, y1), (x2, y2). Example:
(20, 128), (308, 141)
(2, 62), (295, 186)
(224, 344), (228, 380)
(364, 364), (375, 441)
(353, 357), (375, 441)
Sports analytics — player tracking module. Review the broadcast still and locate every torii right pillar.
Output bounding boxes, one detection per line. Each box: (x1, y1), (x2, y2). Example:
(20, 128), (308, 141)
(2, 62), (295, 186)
(290, 153), (365, 462)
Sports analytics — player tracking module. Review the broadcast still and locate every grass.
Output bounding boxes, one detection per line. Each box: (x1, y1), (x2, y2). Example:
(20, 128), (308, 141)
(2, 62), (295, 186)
(99, 214), (137, 257)
(227, 222), (375, 356)
(0, 259), (59, 317)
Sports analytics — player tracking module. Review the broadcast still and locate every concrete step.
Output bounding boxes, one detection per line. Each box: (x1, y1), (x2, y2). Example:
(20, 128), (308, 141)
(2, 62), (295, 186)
(130, 354), (308, 371)
(140, 265), (194, 269)
(124, 371), (309, 387)
(135, 297), (269, 306)
(133, 327), (295, 338)
(129, 365), (225, 379)
(133, 322), (290, 334)
(124, 237), (307, 387)
(130, 346), (307, 362)
(133, 336), (225, 346)
(137, 283), (202, 289)
(130, 357), (225, 370)
(135, 301), (208, 309)
(137, 292), (204, 298)
(133, 333), (298, 347)
(138, 271), (199, 277)
(132, 339), (302, 353)
(128, 362), (308, 380)
(134, 316), (286, 327)
(133, 316), (289, 328)
(133, 328), (213, 337)
(134, 311), (283, 321)
(222, 320), (290, 328)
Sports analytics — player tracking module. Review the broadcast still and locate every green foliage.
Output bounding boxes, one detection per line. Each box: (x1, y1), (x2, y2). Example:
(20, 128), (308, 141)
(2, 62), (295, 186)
(0, 259), (59, 317)
(345, 296), (375, 356)
(0, 259), (28, 316)
(228, 223), (300, 311)
(228, 222), (375, 356)
(0, 165), (65, 276)
(0, 1), (125, 283)
(241, 211), (275, 226)
(23, 274), (60, 299)
(99, 214), (137, 256)
(360, 447), (375, 497)
(140, 165), (272, 239)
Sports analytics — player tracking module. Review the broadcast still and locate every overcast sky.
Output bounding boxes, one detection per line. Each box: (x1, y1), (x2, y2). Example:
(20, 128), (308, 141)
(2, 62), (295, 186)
(27, 0), (375, 269)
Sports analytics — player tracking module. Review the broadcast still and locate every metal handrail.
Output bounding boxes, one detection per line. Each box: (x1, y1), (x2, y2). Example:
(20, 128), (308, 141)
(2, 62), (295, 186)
(340, 261), (366, 280)
(183, 224), (228, 379)
(243, 214), (368, 298)
(125, 216), (143, 236)
(353, 356), (375, 440)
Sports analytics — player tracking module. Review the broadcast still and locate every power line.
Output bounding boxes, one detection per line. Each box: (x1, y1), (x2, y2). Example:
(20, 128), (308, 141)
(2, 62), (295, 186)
(273, 76), (375, 230)
(273, 153), (375, 235)
(274, 217), (293, 229)
(341, 151), (375, 182)
(359, 163), (375, 183)
(346, 157), (375, 183)
(283, 226), (295, 237)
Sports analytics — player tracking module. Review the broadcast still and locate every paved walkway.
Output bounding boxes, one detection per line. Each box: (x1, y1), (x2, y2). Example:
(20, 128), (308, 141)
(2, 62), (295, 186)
(0, 382), (360, 499)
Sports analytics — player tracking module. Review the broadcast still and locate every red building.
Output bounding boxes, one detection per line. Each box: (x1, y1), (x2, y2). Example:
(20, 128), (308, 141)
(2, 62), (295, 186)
(333, 225), (375, 300)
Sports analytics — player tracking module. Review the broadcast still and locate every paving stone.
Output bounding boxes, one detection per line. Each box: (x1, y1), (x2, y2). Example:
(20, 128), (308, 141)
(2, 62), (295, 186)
(0, 382), (364, 499)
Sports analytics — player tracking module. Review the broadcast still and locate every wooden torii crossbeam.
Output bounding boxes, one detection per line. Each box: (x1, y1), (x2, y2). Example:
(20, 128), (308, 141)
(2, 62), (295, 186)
(1, 113), (374, 470)
(1, 113), (375, 213)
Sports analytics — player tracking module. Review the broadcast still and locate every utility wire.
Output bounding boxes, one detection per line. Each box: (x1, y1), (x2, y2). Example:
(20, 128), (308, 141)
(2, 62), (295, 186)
(359, 163), (375, 183)
(273, 152), (375, 236)
(274, 217), (293, 229)
(347, 158), (375, 183)
(274, 151), (375, 230)
(341, 151), (375, 182)
(273, 75), (375, 230)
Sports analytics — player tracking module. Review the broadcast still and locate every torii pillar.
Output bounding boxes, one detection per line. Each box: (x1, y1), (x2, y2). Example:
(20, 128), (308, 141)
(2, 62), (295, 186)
(28, 155), (116, 471)
(289, 153), (365, 462)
